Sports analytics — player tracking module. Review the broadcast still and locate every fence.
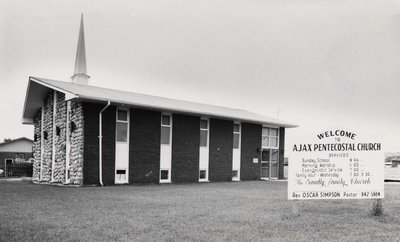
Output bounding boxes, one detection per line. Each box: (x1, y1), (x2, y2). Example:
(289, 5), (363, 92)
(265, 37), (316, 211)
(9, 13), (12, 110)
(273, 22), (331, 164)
(5, 163), (33, 177)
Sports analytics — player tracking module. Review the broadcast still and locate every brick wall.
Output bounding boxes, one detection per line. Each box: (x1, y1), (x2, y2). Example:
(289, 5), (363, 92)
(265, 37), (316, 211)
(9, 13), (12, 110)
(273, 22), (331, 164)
(30, 90), (286, 186)
(0, 152), (33, 176)
(278, 127), (285, 179)
(240, 123), (262, 181)
(209, 118), (233, 182)
(171, 114), (200, 183)
(129, 108), (161, 183)
(82, 102), (115, 186)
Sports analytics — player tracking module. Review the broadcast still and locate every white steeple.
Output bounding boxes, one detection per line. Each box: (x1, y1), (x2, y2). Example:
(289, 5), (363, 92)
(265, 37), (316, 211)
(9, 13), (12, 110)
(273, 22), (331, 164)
(71, 14), (90, 85)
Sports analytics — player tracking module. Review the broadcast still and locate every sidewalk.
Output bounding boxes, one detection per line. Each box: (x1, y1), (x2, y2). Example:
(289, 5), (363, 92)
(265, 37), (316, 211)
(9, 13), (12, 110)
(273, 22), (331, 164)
(0, 177), (32, 183)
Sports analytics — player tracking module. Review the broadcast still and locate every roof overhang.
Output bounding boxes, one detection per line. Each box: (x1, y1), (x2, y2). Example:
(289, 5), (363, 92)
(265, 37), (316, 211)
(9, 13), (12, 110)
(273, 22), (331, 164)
(21, 77), (78, 124)
(22, 77), (297, 128)
(77, 96), (298, 128)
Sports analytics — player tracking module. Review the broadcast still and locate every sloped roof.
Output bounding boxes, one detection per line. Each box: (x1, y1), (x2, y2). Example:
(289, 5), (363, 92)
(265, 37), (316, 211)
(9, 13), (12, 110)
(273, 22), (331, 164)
(22, 76), (297, 128)
(0, 137), (33, 147)
(0, 137), (33, 153)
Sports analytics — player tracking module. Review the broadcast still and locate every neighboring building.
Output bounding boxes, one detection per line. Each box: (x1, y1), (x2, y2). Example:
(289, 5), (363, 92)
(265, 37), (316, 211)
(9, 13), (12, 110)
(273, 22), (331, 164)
(0, 137), (33, 177)
(21, 15), (296, 186)
(384, 153), (400, 181)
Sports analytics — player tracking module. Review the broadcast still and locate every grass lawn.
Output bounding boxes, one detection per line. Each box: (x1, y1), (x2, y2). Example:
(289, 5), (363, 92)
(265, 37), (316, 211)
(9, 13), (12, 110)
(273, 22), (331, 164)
(1, 181), (399, 242)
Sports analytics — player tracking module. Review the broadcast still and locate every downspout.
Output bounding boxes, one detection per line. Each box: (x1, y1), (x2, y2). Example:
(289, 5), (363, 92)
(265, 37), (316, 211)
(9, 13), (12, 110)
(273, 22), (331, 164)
(99, 100), (111, 186)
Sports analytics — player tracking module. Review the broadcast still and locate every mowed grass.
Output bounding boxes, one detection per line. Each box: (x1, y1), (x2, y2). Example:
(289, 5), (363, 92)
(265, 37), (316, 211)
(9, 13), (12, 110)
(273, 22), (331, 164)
(1, 181), (399, 242)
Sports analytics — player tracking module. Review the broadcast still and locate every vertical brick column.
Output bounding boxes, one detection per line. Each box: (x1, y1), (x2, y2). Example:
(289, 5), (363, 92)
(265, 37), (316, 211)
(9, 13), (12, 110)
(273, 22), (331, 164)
(278, 127), (285, 180)
(171, 114), (200, 183)
(240, 123), (262, 181)
(129, 108), (161, 183)
(82, 102), (115, 186)
(208, 118), (233, 182)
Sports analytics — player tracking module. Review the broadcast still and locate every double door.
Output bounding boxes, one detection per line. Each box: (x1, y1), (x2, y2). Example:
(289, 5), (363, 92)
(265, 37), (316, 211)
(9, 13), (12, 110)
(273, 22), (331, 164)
(261, 149), (278, 179)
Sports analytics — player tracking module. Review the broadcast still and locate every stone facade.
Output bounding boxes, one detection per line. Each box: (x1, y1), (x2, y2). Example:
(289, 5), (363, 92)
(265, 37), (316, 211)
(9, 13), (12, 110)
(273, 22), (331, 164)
(53, 93), (66, 183)
(41, 92), (54, 182)
(32, 112), (41, 182)
(69, 101), (84, 184)
(32, 91), (84, 185)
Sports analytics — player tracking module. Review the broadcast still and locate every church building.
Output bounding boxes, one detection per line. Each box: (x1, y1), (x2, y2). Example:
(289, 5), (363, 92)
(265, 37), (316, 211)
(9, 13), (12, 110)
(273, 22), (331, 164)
(22, 15), (296, 186)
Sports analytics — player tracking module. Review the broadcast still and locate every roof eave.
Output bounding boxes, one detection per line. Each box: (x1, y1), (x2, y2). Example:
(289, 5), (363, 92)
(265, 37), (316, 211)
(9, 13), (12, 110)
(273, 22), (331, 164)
(22, 77), (79, 124)
(76, 94), (297, 128)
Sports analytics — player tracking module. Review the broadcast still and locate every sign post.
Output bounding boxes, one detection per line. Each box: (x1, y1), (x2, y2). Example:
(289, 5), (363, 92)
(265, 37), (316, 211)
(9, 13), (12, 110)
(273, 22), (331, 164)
(288, 129), (384, 214)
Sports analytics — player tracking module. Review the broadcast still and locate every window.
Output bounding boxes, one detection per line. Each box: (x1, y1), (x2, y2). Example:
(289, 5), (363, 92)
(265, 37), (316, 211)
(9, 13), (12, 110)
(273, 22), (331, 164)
(70, 121), (76, 133)
(161, 115), (171, 145)
(43, 131), (48, 140)
(233, 123), (240, 149)
(160, 170), (169, 180)
(232, 170), (238, 179)
(262, 127), (279, 148)
(199, 170), (207, 179)
(116, 109), (128, 142)
(200, 119), (208, 147)
(56, 126), (61, 136)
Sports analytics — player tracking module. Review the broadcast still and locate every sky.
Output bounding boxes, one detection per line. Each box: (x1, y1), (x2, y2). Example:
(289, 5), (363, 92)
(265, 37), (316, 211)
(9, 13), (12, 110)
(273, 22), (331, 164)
(1, 0), (400, 155)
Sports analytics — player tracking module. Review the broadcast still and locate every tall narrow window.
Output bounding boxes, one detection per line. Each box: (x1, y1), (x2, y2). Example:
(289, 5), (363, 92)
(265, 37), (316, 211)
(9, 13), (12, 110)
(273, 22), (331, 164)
(233, 123), (240, 149)
(161, 114), (171, 144)
(160, 113), (172, 183)
(200, 119), (208, 147)
(232, 122), (241, 181)
(116, 109), (128, 142)
(262, 127), (279, 148)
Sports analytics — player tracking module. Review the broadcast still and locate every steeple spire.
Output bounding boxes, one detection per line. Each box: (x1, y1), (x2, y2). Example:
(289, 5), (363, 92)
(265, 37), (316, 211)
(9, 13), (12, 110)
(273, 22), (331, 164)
(71, 13), (90, 85)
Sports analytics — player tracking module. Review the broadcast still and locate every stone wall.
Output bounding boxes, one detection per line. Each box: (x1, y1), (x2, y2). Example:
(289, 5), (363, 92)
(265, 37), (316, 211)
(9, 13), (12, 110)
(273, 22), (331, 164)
(31, 91), (84, 185)
(53, 93), (66, 183)
(41, 92), (54, 182)
(32, 111), (41, 182)
(68, 101), (84, 185)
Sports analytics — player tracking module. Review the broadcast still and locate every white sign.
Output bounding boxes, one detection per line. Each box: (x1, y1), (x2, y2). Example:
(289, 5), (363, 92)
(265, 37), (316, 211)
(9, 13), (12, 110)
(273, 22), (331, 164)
(253, 158), (258, 163)
(288, 129), (384, 200)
